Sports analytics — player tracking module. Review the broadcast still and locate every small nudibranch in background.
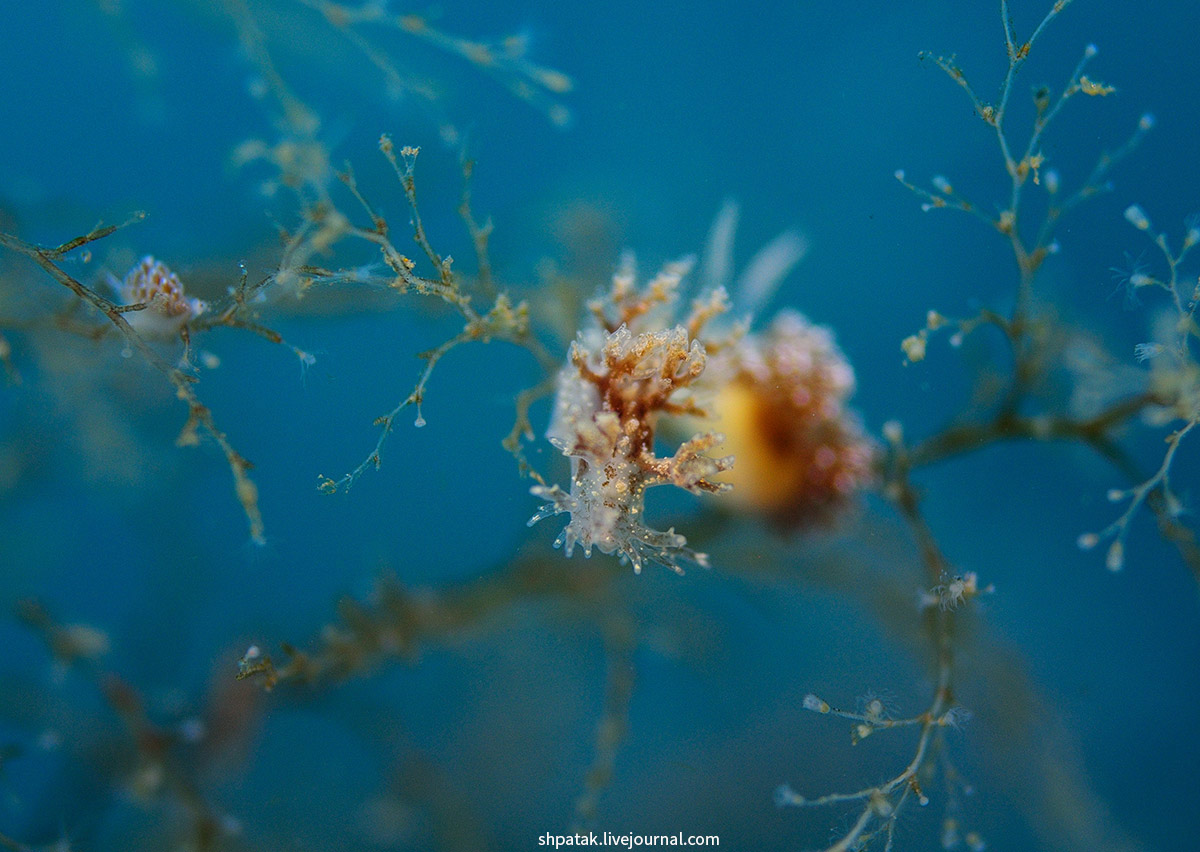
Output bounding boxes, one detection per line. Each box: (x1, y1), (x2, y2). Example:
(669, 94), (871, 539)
(111, 256), (207, 337)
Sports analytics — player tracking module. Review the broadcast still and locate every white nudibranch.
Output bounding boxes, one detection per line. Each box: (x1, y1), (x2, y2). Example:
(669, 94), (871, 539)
(528, 256), (734, 574)
(114, 256), (206, 337)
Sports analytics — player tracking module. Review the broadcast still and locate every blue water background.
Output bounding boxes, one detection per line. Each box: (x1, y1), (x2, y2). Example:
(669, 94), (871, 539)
(1, 1), (1198, 849)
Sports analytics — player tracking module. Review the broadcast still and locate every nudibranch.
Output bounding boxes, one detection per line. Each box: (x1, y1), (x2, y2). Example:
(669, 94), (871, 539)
(114, 256), (206, 337)
(699, 309), (876, 529)
(529, 257), (734, 574)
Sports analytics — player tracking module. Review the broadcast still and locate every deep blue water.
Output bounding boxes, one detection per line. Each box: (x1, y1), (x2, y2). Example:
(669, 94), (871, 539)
(1, 1), (1198, 850)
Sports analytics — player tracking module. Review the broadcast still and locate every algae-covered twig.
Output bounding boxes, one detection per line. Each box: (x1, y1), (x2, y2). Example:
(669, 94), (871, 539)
(0, 221), (266, 544)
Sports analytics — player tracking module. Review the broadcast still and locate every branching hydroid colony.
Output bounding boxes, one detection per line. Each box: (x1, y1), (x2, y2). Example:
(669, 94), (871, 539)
(770, 1), (1198, 848)
(1, 1), (1197, 851)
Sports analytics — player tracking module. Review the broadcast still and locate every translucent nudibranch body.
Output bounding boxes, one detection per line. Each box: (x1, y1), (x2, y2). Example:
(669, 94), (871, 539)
(116, 256), (206, 337)
(529, 257), (734, 574)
